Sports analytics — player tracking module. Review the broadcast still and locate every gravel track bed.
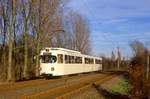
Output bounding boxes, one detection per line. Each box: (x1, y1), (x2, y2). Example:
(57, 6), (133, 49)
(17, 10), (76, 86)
(21, 74), (115, 99)
(0, 73), (107, 99)
(58, 75), (128, 99)
(55, 75), (115, 99)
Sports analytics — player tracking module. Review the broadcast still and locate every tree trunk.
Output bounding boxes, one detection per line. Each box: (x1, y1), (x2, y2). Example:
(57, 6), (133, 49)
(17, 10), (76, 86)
(23, 32), (28, 79)
(2, 14), (7, 80)
(35, 0), (41, 77)
(8, 24), (13, 81)
(146, 55), (149, 80)
(0, 2), (8, 81)
(23, 13), (29, 79)
(35, 41), (40, 77)
(8, 0), (16, 81)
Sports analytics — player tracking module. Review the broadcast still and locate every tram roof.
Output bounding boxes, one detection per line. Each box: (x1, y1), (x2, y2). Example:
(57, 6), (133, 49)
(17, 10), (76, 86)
(41, 47), (102, 59)
(43, 47), (81, 54)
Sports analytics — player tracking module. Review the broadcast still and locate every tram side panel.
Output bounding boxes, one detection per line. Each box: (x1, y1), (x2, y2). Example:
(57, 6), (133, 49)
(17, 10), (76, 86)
(62, 53), (85, 75)
(93, 64), (102, 71)
(50, 64), (65, 76)
(63, 64), (84, 75)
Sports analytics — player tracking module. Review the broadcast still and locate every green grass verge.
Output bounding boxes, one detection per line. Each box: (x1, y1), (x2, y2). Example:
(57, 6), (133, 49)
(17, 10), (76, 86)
(103, 76), (131, 96)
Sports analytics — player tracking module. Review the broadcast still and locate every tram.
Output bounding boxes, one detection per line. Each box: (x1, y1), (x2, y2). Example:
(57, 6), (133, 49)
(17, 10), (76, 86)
(40, 47), (102, 76)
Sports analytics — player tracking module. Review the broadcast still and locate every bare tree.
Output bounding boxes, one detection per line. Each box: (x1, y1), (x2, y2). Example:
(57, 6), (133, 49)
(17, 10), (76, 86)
(130, 40), (147, 58)
(111, 51), (116, 70)
(0, 0), (9, 80)
(29, 0), (62, 76)
(130, 40), (148, 73)
(7, 0), (17, 81)
(130, 40), (149, 98)
(21, 0), (34, 79)
(64, 11), (91, 54)
(117, 47), (121, 70)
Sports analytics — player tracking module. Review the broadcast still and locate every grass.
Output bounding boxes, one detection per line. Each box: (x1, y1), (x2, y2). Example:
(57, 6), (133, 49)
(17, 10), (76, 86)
(101, 76), (131, 96)
(110, 79), (131, 95)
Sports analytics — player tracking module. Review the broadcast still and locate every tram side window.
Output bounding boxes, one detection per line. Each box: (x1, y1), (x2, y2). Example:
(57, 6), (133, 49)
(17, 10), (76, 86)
(65, 55), (69, 64)
(75, 56), (78, 63)
(57, 54), (63, 63)
(85, 58), (89, 64)
(65, 55), (82, 64)
(41, 55), (57, 63)
(85, 58), (94, 64)
(95, 59), (102, 64)
(75, 56), (82, 64)
(78, 57), (82, 63)
(65, 55), (71, 64)
(71, 56), (75, 63)
(69, 55), (72, 63)
(91, 59), (94, 64)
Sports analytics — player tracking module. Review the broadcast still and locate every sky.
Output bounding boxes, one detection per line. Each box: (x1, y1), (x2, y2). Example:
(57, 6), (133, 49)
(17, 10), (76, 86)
(67, 0), (150, 58)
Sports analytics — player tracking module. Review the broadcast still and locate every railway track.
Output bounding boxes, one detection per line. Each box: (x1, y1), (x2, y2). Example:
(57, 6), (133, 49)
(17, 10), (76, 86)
(0, 72), (120, 99)
(56, 75), (115, 99)
(0, 73), (109, 99)
(20, 74), (116, 99)
(0, 73), (92, 92)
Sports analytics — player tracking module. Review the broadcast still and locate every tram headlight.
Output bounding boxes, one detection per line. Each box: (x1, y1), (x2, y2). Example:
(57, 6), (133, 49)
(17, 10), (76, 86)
(51, 67), (54, 71)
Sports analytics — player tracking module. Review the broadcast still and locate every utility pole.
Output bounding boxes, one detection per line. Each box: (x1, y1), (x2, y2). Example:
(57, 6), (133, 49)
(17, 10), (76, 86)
(146, 54), (149, 80)
(117, 47), (121, 71)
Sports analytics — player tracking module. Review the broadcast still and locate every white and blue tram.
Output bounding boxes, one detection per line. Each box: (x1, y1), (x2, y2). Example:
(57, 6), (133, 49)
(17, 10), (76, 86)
(40, 47), (102, 76)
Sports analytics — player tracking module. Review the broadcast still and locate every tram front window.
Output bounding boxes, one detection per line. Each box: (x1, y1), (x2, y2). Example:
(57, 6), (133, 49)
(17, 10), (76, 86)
(41, 55), (57, 63)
